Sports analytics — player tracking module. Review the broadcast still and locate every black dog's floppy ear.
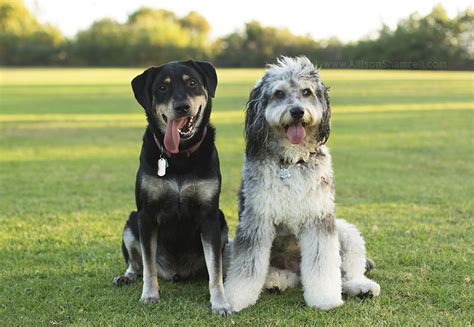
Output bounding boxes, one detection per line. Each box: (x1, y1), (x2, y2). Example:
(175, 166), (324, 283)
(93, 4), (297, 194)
(131, 66), (161, 110)
(187, 60), (218, 98)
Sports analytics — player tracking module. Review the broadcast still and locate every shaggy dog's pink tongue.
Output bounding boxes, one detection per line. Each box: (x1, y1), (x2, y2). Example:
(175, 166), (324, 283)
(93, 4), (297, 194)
(164, 118), (188, 153)
(287, 123), (306, 144)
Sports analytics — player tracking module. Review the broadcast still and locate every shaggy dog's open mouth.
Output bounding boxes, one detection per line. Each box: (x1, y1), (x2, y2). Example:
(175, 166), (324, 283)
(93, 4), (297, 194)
(284, 121), (309, 145)
(162, 106), (202, 153)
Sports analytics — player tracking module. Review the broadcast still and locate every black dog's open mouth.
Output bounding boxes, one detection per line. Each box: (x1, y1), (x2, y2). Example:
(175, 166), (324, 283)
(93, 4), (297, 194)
(162, 106), (201, 139)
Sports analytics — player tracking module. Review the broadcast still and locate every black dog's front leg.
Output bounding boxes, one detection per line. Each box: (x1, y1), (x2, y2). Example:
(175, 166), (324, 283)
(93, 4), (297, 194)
(138, 210), (160, 303)
(200, 209), (233, 316)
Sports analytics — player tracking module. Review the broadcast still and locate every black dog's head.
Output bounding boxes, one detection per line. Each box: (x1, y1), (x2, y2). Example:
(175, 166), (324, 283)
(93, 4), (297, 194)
(132, 60), (217, 154)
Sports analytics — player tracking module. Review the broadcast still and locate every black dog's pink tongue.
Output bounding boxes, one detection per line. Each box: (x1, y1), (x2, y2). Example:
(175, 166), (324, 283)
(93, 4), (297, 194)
(164, 118), (187, 154)
(287, 123), (306, 144)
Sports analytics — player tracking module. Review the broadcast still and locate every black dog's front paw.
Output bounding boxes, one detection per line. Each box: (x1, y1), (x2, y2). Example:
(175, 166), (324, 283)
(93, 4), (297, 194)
(210, 302), (234, 316)
(140, 296), (160, 304)
(112, 275), (132, 286)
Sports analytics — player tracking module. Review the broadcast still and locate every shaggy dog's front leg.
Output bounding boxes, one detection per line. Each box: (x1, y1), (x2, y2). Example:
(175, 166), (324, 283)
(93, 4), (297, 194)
(300, 220), (343, 310)
(224, 221), (275, 312)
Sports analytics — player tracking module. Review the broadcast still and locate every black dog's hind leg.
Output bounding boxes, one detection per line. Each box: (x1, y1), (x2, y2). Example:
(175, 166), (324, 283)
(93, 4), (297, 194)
(200, 208), (233, 316)
(138, 210), (160, 303)
(113, 212), (143, 286)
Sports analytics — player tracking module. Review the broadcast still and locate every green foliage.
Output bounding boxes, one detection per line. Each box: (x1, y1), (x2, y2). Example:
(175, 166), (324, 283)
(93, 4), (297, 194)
(70, 7), (210, 66)
(70, 18), (129, 66)
(0, 0), (65, 65)
(0, 1), (472, 69)
(215, 6), (473, 70)
(346, 5), (474, 70)
(214, 21), (318, 67)
(0, 68), (473, 324)
(0, 0), (36, 34)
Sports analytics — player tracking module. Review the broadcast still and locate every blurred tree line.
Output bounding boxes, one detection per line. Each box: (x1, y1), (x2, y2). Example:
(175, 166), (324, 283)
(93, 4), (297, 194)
(0, 0), (472, 70)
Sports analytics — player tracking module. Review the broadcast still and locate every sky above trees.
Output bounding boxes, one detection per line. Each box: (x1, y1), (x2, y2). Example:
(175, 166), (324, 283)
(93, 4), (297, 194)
(24, 0), (472, 42)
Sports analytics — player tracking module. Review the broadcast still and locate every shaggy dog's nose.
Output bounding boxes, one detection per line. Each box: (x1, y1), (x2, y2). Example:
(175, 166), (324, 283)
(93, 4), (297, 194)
(290, 107), (304, 119)
(174, 101), (191, 114)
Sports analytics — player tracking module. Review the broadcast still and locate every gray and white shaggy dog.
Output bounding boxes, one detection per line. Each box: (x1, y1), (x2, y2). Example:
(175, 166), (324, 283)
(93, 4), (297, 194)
(223, 56), (380, 312)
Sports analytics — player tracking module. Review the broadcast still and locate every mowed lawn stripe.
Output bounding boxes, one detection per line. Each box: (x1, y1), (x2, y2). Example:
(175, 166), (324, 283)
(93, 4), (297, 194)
(0, 102), (474, 123)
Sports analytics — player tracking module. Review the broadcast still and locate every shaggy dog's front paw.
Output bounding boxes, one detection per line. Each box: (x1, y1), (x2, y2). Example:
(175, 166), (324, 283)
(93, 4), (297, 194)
(343, 277), (381, 298)
(304, 292), (344, 311)
(310, 299), (344, 311)
(225, 288), (256, 313)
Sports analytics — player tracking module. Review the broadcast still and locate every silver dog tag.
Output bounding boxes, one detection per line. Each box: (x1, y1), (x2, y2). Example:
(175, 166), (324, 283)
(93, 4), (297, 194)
(157, 158), (168, 177)
(279, 168), (291, 179)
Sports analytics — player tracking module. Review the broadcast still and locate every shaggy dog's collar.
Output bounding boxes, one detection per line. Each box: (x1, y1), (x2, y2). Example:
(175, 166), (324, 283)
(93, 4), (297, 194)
(278, 148), (324, 167)
(277, 149), (323, 179)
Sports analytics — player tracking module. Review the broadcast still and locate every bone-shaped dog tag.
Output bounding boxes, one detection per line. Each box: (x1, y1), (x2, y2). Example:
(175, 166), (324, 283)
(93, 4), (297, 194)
(157, 158), (168, 177)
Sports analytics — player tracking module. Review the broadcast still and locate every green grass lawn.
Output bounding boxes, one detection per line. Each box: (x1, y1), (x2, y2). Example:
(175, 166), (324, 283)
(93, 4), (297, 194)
(0, 67), (473, 325)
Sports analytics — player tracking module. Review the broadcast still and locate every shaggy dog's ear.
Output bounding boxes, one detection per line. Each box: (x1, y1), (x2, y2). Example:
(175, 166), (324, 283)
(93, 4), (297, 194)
(186, 60), (218, 98)
(318, 82), (331, 145)
(245, 82), (269, 158)
(131, 66), (162, 110)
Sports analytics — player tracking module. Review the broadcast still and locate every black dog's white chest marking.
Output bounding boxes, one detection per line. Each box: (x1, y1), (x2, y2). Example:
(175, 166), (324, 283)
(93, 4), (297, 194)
(142, 174), (219, 203)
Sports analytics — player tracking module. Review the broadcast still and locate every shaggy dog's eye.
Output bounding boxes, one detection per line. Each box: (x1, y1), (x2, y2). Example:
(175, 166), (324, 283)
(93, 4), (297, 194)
(188, 79), (197, 88)
(302, 88), (312, 97)
(158, 84), (168, 92)
(274, 90), (285, 99)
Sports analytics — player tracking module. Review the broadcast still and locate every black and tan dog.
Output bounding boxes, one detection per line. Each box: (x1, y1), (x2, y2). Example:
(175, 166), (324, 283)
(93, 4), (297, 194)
(113, 60), (233, 315)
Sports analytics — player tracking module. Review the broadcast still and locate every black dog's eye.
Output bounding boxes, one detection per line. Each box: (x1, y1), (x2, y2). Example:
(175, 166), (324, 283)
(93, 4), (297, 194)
(188, 79), (197, 88)
(158, 84), (168, 92)
(302, 88), (312, 97)
(274, 90), (285, 99)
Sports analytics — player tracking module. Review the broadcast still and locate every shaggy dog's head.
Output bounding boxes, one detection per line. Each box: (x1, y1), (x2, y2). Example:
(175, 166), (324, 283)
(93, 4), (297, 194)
(245, 56), (331, 159)
(131, 60), (217, 154)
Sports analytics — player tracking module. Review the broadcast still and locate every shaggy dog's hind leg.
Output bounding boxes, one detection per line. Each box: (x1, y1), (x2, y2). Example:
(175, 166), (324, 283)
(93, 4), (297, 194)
(337, 219), (381, 298)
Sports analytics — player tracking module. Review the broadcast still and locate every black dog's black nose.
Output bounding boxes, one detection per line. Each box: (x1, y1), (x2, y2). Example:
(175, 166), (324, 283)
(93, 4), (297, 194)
(174, 102), (191, 114)
(290, 107), (304, 119)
